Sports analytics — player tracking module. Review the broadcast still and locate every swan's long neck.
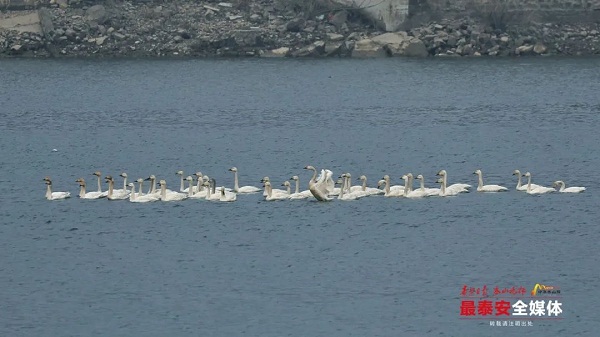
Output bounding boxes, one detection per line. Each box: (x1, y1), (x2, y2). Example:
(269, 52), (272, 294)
(233, 171), (240, 192)
(46, 183), (52, 199)
(384, 179), (390, 195)
(346, 176), (352, 193)
(79, 184), (86, 198)
(294, 179), (300, 194)
(440, 180), (446, 195)
(558, 182), (565, 192)
(205, 185), (210, 200)
(161, 184), (167, 200)
(515, 173), (523, 189)
(403, 178), (410, 197)
(362, 178), (367, 191)
(526, 175), (532, 192)
(138, 181), (144, 196)
(408, 175), (414, 192)
(108, 180), (114, 198)
(196, 177), (202, 192)
(188, 180), (194, 197)
(338, 180), (345, 198)
(122, 176), (127, 190)
(419, 178), (425, 191)
(477, 173), (484, 189)
(96, 176), (102, 192)
(266, 184), (272, 198)
(130, 184), (136, 201)
(150, 178), (156, 194)
(179, 175), (185, 192)
(308, 168), (317, 186)
(285, 184), (291, 194)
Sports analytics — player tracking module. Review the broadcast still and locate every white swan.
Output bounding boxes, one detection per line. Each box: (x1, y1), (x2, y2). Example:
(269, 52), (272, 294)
(379, 175), (404, 197)
(553, 180), (586, 193)
(159, 179), (187, 201)
(263, 181), (290, 201)
(43, 177), (71, 200)
(377, 178), (404, 197)
(135, 178), (146, 197)
(304, 166), (333, 201)
(219, 186), (237, 202)
(75, 178), (105, 199)
(229, 167), (261, 193)
(414, 174), (440, 197)
(356, 175), (384, 195)
(522, 172), (554, 194)
(289, 175), (313, 199)
(436, 170), (470, 194)
(513, 169), (542, 191)
(473, 169), (508, 192)
(104, 175), (130, 200)
(260, 177), (288, 196)
(128, 183), (159, 203)
(337, 177), (365, 200)
(92, 171), (109, 197)
(435, 177), (462, 197)
(402, 174), (427, 198)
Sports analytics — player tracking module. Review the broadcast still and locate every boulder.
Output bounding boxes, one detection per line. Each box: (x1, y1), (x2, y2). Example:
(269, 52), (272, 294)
(533, 42), (547, 54)
(367, 32), (427, 57)
(352, 38), (386, 58)
(233, 30), (262, 47)
(291, 41), (325, 57)
(95, 36), (107, 46)
(86, 5), (108, 25)
(286, 18), (305, 32)
(327, 33), (344, 42)
(324, 41), (343, 57)
(515, 44), (534, 55)
(263, 47), (290, 57)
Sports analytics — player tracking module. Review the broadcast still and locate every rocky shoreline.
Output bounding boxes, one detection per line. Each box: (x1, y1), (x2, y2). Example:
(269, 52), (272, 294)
(1, 0), (600, 58)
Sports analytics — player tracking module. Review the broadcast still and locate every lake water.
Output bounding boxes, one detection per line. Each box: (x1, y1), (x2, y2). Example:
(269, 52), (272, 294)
(0, 57), (598, 336)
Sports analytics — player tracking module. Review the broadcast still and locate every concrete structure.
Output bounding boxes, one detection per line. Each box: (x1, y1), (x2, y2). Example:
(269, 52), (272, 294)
(0, 11), (41, 33)
(330, 0), (409, 32)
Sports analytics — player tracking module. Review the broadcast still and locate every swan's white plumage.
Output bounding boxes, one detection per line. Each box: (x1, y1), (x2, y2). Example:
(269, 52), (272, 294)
(159, 179), (187, 201)
(229, 167), (261, 194)
(523, 172), (554, 194)
(473, 169), (508, 192)
(75, 178), (105, 199)
(553, 180), (586, 193)
(304, 166), (332, 201)
(44, 177), (71, 200)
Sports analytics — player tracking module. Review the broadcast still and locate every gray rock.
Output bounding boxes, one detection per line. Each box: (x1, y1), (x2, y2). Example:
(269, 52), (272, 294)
(327, 33), (344, 42)
(291, 41), (325, 57)
(516, 44), (534, 55)
(352, 38), (386, 58)
(286, 18), (305, 32)
(11, 44), (22, 52)
(402, 38), (428, 57)
(86, 5), (108, 25)
(112, 32), (126, 41)
(95, 36), (107, 45)
(249, 14), (261, 22)
(234, 30), (262, 47)
(324, 41), (343, 56)
(329, 10), (348, 29)
(263, 47), (289, 57)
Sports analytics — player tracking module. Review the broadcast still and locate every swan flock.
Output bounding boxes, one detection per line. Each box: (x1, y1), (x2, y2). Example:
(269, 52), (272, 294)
(43, 167), (586, 202)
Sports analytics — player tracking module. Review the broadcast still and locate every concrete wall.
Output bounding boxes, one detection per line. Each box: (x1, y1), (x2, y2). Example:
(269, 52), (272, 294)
(330, 0), (410, 32)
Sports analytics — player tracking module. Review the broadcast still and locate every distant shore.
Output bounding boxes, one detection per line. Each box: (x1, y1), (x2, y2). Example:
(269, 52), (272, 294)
(1, 1), (599, 58)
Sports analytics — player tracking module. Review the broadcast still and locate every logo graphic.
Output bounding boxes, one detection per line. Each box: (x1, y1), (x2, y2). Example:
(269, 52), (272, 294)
(531, 284), (560, 296)
(460, 283), (563, 327)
